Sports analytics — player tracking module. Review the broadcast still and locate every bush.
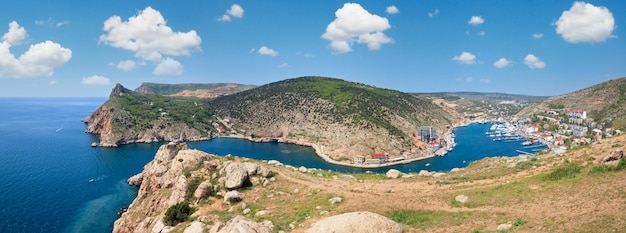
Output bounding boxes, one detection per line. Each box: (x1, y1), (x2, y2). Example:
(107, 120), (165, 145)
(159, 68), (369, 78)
(163, 202), (196, 226)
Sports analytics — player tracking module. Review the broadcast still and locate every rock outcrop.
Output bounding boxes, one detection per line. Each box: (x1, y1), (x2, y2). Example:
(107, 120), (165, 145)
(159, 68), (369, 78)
(602, 149), (624, 165)
(224, 163), (249, 190)
(305, 211), (403, 233)
(215, 215), (272, 233)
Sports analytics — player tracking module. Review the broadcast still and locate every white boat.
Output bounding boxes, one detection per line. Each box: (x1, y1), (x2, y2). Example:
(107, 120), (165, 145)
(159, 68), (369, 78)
(521, 141), (533, 146)
(425, 163), (431, 166)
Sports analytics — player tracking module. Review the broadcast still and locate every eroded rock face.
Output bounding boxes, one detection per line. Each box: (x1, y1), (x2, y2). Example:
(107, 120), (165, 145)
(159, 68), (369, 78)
(602, 149), (624, 165)
(216, 215), (272, 233)
(305, 211), (403, 233)
(193, 181), (214, 200)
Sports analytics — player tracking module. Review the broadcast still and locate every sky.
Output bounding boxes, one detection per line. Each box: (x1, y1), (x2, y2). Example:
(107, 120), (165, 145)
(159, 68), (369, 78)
(0, 1), (624, 97)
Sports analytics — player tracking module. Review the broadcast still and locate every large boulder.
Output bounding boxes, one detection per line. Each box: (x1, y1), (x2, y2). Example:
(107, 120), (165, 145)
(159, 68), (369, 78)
(217, 215), (272, 233)
(193, 181), (214, 200)
(602, 149), (624, 165)
(183, 221), (205, 233)
(224, 190), (242, 204)
(386, 169), (402, 179)
(225, 163), (249, 190)
(305, 211), (403, 233)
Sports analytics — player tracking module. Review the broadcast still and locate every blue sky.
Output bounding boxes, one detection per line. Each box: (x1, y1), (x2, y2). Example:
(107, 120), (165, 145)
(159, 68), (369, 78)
(0, 1), (624, 97)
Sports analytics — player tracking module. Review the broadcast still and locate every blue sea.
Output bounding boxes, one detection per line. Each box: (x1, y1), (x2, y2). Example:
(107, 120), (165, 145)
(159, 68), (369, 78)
(0, 98), (544, 233)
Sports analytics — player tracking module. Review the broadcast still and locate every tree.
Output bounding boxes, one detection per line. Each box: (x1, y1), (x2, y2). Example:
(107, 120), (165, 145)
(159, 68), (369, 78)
(163, 202), (195, 226)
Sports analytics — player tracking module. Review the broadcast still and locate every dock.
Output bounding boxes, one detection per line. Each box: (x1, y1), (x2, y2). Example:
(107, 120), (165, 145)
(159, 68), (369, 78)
(516, 150), (533, 155)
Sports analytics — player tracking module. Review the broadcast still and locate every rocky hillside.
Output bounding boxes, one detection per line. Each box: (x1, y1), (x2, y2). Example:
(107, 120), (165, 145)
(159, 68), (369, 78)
(519, 77), (626, 129)
(114, 134), (626, 232)
(84, 84), (218, 147)
(135, 82), (256, 98)
(211, 76), (456, 160)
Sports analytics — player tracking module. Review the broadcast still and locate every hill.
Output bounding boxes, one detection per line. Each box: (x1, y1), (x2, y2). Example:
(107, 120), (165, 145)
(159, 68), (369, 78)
(135, 82), (256, 98)
(428, 92), (549, 104)
(519, 77), (626, 129)
(211, 76), (456, 160)
(85, 77), (457, 161)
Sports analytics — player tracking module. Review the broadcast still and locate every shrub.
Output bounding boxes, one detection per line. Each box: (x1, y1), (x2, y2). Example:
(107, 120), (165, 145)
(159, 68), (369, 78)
(163, 202), (196, 226)
(543, 164), (582, 181)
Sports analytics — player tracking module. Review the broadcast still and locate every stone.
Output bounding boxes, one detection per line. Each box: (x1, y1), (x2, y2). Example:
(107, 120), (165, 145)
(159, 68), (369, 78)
(259, 166), (273, 178)
(255, 210), (268, 217)
(328, 196), (342, 205)
(497, 222), (512, 230)
(267, 160), (282, 166)
(183, 221), (205, 233)
(243, 162), (260, 176)
(305, 211), (403, 233)
(602, 149), (624, 165)
(127, 173), (143, 186)
(209, 222), (224, 233)
(151, 220), (166, 233)
(418, 170), (431, 176)
(193, 181), (214, 200)
(224, 190), (242, 204)
(432, 172), (446, 178)
(455, 195), (468, 203)
(217, 215), (272, 233)
(319, 211), (329, 215)
(243, 208), (251, 214)
(225, 163), (249, 190)
(386, 169), (402, 179)
(298, 166), (308, 173)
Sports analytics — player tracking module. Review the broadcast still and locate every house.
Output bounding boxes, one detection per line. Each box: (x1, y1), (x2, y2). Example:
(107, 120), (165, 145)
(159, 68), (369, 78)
(370, 153), (389, 163)
(554, 137), (565, 146)
(526, 124), (539, 134)
(571, 125), (588, 137)
(567, 110), (587, 119)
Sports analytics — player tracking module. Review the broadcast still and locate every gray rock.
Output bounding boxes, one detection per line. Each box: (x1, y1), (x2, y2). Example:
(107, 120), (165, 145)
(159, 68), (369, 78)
(183, 221), (205, 233)
(328, 196), (342, 205)
(298, 166), (308, 173)
(386, 169), (402, 179)
(258, 166), (273, 178)
(418, 170), (431, 176)
(243, 208), (251, 214)
(602, 149), (624, 165)
(224, 190), (242, 204)
(225, 163), (249, 190)
(193, 181), (213, 200)
(255, 210), (268, 217)
(305, 211), (403, 233)
(127, 173), (143, 186)
(267, 160), (282, 166)
(243, 162), (260, 176)
(209, 222), (224, 233)
(455, 195), (468, 203)
(497, 222), (512, 230)
(217, 215), (272, 233)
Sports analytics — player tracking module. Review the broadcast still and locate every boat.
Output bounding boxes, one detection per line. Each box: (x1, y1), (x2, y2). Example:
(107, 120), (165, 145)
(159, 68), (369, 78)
(89, 179), (94, 183)
(521, 141), (533, 146)
(425, 163), (431, 167)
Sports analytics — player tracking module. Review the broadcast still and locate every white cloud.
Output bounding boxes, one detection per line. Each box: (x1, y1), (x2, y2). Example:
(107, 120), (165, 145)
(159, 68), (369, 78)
(99, 6), (202, 63)
(116, 60), (136, 71)
(523, 54), (545, 69)
(48, 80), (57, 85)
(493, 58), (512, 68)
(153, 57), (183, 76)
(428, 9), (440, 18)
(386, 5), (399, 14)
(81, 75), (110, 85)
(322, 3), (393, 53)
(555, 2), (615, 43)
(0, 38), (72, 78)
(532, 33), (544, 39)
(34, 18), (69, 28)
(479, 79), (492, 83)
(468, 16), (484, 26)
(2, 21), (27, 45)
(278, 63), (288, 68)
(258, 46), (278, 56)
(452, 52), (477, 64)
(55, 21), (69, 28)
(219, 4), (244, 22)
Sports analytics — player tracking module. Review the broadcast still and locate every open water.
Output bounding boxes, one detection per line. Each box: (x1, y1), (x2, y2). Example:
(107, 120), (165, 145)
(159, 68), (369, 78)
(0, 98), (545, 233)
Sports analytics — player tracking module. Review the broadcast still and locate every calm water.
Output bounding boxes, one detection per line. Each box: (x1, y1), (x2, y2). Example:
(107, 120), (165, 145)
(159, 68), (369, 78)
(0, 98), (544, 233)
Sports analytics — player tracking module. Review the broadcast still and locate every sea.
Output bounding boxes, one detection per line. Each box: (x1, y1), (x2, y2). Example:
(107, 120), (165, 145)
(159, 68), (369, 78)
(0, 98), (546, 233)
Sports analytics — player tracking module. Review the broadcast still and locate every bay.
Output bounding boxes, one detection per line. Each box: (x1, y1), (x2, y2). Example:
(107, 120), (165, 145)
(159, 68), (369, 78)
(0, 98), (544, 233)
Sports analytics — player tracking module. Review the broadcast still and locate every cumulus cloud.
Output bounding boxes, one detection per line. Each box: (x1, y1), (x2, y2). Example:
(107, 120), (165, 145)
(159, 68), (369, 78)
(99, 6), (201, 63)
(322, 3), (393, 53)
(0, 22), (72, 78)
(532, 33), (544, 39)
(468, 16), (484, 26)
(153, 57), (183, 76)
(428, 9), (440, 18)
(258, 46), (278, 56)
(386, 5), (399, 14)
(81, 75), (110, 85)
(555, 2), (615, 43)
(524, 54), (545, 69)
(452, 52), (477, 64)
(116, 60), (136, 71)
(2, 21), (27, 45)
(218, 4), (244, 22)
(493, 58), (512, 68)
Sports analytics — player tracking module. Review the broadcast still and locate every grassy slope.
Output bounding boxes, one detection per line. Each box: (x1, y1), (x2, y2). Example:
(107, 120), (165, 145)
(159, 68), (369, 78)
(136, 82), (256, 95)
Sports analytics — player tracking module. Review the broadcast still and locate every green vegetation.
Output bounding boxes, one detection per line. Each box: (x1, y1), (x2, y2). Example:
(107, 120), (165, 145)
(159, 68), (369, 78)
(185, 176), (203, 202)
(163, 202), (196, 226)
(590, 158), (626, 175)
(387, 209), (475, 229)
(543, 164), (582, 181)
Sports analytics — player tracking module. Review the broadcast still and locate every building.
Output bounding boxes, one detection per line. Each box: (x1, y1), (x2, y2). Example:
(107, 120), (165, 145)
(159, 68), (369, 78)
(417, 126), (435, 142)
(571, 125), (588, 137)
(370, 153), (389, 163)
(567, 110), (587, 119)
(353, 156), (365, 164)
